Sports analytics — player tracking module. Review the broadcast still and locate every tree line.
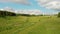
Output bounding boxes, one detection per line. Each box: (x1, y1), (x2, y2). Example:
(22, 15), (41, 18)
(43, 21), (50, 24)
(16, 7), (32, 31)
(0, 10), (60, 17)
(0, 10), (16, 17)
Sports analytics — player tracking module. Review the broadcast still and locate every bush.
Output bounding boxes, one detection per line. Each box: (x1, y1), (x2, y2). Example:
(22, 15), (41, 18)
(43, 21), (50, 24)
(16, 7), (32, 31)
(18, 14), (31, 16)
(58, 12), (60, 17)
(40, 14), (43, 16)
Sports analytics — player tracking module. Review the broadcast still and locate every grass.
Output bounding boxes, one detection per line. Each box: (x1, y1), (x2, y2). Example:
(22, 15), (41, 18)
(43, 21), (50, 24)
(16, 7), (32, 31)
(0, 16), (60, 34)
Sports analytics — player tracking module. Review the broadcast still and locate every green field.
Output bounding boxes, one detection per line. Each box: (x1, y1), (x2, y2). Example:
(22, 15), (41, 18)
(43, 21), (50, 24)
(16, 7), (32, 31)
(0, 16), (60, 34)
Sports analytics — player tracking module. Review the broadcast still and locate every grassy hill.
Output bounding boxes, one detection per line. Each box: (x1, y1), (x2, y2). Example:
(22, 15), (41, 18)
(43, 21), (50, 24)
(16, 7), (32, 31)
(0, 16), (60, 34)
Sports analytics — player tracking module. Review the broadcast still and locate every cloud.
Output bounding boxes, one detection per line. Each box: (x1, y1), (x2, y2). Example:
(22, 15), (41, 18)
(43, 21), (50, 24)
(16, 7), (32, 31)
(17, 9), (42, 15)
(0, 6), (58, 15)
(1, 6), (42, 15)
(16, 9), (58, 15)
(0, 0), (31, 5)
(36, 0), (60, 10)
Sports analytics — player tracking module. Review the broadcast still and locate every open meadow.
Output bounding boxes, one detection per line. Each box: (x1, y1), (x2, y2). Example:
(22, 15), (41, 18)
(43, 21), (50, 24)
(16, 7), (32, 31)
(0, 16), (60, 34)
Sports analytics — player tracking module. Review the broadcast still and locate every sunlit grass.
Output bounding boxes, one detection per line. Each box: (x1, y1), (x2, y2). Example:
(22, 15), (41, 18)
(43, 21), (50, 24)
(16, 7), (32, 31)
(0, 16), (60, 34)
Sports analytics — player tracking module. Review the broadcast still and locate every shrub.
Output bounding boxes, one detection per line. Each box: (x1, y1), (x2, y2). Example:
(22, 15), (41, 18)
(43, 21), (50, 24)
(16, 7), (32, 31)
(58, 12), (60, 17)
(18, 14), (31, 16)
(40, 14), (43, 16)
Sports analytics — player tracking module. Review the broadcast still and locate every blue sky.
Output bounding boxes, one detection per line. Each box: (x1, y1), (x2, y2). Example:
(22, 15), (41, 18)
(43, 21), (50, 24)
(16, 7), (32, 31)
(0, 0), (58, 14)
(0, 0), (40, 10)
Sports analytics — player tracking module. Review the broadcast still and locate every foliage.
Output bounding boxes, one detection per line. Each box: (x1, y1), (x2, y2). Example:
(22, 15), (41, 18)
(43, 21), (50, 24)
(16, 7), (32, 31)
(0, 10), (16, 17)
(58, 12), (60, 17)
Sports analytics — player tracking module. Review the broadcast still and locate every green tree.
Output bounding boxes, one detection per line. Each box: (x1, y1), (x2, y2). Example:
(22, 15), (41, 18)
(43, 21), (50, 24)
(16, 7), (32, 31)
(58, 12), (60, 17)
(0, 10), (16, 17)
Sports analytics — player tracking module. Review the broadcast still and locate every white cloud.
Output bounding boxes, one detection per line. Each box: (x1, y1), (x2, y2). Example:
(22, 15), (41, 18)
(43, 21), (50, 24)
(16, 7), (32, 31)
(0, 6), (58, 15)
(17, 9), (42, 15)
(0, 0), (30, 5)
(36, 0), (60, 10)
